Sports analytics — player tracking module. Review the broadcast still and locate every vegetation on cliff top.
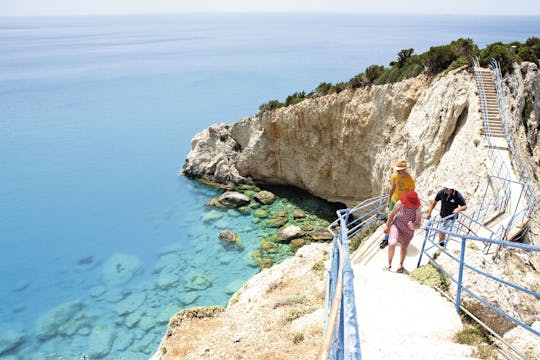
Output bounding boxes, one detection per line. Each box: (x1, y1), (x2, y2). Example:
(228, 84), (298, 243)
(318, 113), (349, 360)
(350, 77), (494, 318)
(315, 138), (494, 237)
(259, 37), (540, 114)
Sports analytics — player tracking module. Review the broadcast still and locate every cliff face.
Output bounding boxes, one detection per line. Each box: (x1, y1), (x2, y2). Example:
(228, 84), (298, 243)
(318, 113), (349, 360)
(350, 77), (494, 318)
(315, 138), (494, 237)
(183, 67), (489, 206)
(182, 63), (540, 213)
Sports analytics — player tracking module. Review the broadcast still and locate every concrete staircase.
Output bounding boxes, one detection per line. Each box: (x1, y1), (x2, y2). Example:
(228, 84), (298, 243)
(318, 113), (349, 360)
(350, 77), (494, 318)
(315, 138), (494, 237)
(351, 230), (480, 359)
(477, 68), (506, 141)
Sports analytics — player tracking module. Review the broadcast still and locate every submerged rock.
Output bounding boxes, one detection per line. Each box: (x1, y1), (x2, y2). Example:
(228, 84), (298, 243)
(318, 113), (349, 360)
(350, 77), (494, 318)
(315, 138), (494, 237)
(102, 253), (143, 286)
(265, 215), (288, 228)
(254, 209), (269, 218)
(114, 292), (147, 316)
(218, 231), (243, 249)
(35, 300), (84, 340)
(203, 209), (224, 223)
(186, 274), (213, 291)
(88, 324), (116, 359)
(0, 328), (24, 356)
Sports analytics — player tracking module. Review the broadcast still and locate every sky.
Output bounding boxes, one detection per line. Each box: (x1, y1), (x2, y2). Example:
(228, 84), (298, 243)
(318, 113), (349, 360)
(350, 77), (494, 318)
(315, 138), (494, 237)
(1, 0), (540, 17)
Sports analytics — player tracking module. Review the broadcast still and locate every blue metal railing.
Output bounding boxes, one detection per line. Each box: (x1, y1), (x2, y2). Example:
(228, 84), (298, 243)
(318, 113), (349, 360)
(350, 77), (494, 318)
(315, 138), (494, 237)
(489, 59), (537, 222)
(417, 218), (540, 358)
(320, 196), (387, 360)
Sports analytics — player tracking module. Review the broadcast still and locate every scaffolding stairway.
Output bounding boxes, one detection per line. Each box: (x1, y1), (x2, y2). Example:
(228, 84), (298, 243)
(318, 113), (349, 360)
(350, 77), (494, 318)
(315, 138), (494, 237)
(477, 67), (506, 141)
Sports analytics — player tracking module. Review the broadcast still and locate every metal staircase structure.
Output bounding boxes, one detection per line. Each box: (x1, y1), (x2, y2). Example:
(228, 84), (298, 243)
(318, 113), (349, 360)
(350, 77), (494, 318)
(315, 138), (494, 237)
(320, 61), (540, 360)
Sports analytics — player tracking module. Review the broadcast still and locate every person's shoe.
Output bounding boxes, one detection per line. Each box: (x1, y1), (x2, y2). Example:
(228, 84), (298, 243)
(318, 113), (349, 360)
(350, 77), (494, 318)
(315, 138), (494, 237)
(439, 240), (446, 247)
(379, 239), (389, 249)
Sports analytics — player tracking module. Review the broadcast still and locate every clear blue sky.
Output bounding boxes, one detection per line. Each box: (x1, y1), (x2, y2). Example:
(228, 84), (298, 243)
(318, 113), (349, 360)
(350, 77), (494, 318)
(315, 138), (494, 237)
(1, 0), (540, 16)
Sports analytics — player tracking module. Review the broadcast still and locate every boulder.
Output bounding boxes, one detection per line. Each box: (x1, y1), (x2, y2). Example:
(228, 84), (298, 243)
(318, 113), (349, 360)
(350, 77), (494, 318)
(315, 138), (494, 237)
(253, 190), (276, 205)
(218, 191), (250, 207)
(290, 238), (307, 251)
(277, 225), (304, 243)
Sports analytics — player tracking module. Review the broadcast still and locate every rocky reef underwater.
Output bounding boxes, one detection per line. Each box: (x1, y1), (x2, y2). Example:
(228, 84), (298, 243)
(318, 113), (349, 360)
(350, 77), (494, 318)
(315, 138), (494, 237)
(0, 181), (340, 360)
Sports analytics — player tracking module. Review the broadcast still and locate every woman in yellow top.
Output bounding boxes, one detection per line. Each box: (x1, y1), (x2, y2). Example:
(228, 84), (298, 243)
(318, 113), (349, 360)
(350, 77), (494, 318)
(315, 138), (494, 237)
(380, 160), (415, 249)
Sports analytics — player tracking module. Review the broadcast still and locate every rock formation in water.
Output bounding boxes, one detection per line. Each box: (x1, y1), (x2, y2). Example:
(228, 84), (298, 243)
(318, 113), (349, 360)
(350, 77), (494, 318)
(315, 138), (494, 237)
(183, 67), (488, 207)
(183, 62), (539, 218)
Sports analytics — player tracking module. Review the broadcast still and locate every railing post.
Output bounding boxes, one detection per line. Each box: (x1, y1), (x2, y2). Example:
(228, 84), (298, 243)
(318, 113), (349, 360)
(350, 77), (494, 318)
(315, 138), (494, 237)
(455, 237), (467, 313)
(417, 220), (431, 268)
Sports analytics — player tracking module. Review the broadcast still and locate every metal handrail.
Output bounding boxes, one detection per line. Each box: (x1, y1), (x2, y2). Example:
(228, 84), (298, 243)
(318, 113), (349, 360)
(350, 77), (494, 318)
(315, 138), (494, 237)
(417, 222), (540, 359)
(321, 197), (388, 360)
(319, 221), (345, 359)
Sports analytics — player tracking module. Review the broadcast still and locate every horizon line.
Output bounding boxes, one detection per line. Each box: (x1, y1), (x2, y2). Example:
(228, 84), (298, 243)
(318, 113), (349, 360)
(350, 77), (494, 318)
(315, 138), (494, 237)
(2, 11), (540, 18)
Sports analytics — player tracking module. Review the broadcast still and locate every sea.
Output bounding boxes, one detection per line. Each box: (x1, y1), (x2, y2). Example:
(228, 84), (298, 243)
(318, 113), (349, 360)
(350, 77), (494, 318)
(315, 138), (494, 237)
(0, 13), (538, 360)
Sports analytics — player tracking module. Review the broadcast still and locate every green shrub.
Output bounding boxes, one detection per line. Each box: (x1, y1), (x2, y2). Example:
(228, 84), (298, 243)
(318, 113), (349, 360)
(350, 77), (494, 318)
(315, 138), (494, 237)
(293, 333), (305, 344)
(315, 82), (333, 96)
(454, 326), (488, 345)
(450, 38), (479, 62)
(374, 62), (423, 85)
(409, 262), (451, 291)
(448, 57), (469, 71)
(479, 42), (519, 75)
(257, 38), (536, 114)
(364, 65), (385, 83)
(285, 91), (306, 106)
(423, 45), (459, 75)
(397, 48), (414, 67)
(259, 99), (284, 113)
(333, 81), (348, 93)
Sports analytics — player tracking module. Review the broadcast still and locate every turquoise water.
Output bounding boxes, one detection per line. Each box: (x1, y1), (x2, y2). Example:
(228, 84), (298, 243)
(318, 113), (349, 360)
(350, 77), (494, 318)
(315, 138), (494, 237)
(1, 13), (539, 359)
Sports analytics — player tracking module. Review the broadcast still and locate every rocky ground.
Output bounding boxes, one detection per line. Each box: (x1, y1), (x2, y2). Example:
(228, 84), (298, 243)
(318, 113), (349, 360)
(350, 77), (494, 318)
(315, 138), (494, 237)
(150, 243), (332, 360)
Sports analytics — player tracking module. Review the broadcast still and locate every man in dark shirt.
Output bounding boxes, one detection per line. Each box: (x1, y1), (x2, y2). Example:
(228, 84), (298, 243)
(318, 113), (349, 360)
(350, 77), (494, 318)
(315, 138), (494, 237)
(426, 180), (467, 246)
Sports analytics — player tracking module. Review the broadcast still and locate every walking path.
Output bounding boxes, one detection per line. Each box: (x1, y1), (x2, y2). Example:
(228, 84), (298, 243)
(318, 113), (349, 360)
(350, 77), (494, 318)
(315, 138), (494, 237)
(350, 228), (479, 359)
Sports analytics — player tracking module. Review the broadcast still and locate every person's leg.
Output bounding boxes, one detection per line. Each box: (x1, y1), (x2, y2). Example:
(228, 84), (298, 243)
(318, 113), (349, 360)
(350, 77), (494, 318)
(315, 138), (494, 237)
(438, 231), (446, 246)
(387, 242), (396, 269)
(380, 201), (395, 249)
(398, 244), (408, 270)
(439, 218), (455, 246)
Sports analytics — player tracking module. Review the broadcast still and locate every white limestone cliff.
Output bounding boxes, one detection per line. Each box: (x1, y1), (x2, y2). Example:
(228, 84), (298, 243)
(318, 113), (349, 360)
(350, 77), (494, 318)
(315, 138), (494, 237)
(182, 67), (491, 208)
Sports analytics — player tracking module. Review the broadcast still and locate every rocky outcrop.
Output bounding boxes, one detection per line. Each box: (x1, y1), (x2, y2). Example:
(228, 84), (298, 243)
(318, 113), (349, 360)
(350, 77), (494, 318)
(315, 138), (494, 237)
(183, 68), (492, 207)
(150, 243), (330, 360)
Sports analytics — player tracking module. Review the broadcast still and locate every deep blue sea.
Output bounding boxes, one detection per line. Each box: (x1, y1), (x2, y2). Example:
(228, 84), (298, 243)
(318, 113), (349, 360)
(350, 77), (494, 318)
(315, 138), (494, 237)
(0, 13), (538, 360)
